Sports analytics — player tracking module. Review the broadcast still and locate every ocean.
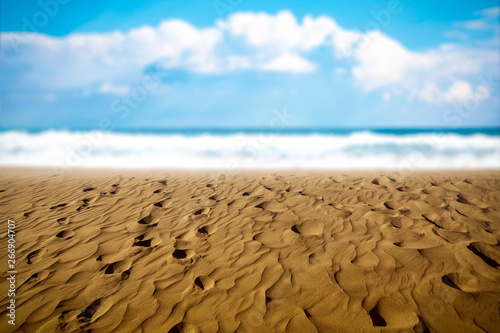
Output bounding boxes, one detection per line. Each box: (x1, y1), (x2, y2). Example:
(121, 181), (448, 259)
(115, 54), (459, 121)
(0, 128), (499, 170)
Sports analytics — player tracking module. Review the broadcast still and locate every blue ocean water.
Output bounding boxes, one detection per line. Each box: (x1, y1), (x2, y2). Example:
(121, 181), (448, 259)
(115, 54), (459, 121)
(0, 128), (499, 170)
(4, 127), (499, 136)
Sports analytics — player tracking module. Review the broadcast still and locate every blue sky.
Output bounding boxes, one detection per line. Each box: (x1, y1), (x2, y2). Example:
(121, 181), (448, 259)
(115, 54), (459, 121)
(1, 0), (499, 129)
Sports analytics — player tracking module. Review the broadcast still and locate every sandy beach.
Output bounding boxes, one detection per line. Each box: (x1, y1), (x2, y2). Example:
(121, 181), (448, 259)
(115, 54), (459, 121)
(0, 168), (499, 332)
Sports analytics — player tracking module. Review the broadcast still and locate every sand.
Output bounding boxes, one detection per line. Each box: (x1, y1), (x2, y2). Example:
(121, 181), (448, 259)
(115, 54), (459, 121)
(0, 168), (499, 332)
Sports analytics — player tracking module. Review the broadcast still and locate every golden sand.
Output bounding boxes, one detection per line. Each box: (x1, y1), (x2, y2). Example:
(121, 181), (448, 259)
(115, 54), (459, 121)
(0, 169), (499, 332)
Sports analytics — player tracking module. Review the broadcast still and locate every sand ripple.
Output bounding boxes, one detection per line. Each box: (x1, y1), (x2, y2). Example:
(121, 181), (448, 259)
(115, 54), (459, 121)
(0, 170), (499, 332)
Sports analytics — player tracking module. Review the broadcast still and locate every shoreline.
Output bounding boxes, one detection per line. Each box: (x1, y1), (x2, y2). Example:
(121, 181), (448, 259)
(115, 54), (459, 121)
(1, 166), (499, 175)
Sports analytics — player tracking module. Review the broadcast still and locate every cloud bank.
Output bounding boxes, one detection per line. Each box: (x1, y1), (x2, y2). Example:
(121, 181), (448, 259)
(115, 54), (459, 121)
(1, 9), (498, 105)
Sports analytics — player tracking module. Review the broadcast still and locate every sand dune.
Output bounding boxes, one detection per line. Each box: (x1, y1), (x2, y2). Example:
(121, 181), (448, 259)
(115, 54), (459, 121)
(0, 169), (499, 332)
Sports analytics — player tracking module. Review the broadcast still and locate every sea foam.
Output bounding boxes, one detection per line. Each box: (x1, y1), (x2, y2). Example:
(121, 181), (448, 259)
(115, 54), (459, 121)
(0, 130), (499, 170)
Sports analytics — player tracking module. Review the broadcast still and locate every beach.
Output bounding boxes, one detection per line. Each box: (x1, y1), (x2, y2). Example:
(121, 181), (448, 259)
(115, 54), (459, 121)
(0, 168), (499, 332)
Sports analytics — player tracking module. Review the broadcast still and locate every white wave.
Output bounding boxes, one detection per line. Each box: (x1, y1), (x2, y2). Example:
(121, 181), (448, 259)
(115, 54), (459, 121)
(0, 130), (499, 170)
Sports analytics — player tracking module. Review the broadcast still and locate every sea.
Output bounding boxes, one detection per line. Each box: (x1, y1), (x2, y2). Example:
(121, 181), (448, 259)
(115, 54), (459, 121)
(0, 128), (499, 171)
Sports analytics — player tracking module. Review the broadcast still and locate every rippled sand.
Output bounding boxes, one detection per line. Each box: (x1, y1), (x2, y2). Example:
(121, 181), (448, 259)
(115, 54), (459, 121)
(0, 169), (499, 332)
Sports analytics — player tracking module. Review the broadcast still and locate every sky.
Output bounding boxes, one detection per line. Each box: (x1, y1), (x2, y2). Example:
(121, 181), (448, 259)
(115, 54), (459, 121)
(0, 0), (499, 130)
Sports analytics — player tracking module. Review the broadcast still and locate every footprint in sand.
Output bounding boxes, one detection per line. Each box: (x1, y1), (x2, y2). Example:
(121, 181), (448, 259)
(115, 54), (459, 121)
(383, 201), (400, 210)
(369, 306), (386, 327)
(133, 234), (153, 247)
(27, 249), (41, 264)
(389, 217), (402, 229)
(467, 243), (500, 268)
(172, 249), (195, 260)
(121, 269), (131, 281)
(168, 322), (198, 333)
(172, 249), (187, 259)
(194, 276), (214, 290)
(77, 299), (101, 323)
(291, 221), (323, 236)
(104, 263), (116, 274)
(442, 274), (461, 290)
(197, 226), (209, 235)
(456, 193), (470, 204)
(193, 208), (210, 216)
(50, 203), (67, 210)
(57, 217), (68, 224)
(413, 316), (430, 333)
(171, 243), (196, 263)
(55, 230), (75, 239)
(197, 225), (216, 237)
(77, 198), (91, 211)
(103, 261), (131, 279)
(254, 200), (288, 212)
(21, 272), (41, 288)
(137, 213), (158, 226)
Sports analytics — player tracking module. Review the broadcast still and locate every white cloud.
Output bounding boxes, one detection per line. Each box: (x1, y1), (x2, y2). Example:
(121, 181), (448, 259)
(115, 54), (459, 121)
(444, 30), (469, 40)
(1, 9), (498, 106)
(474, 7), (500, 19)
(348, 30), (497, 104)
(0, 20), (223, 90)
(0, 11), (331, 89)
(442, 80), (474, 103)
(464, 20), (488, 30)
(259, 53), (316, 73)
(97, 83), (131, 95)
(219, 11), (338, 52)
(461, 6), (500, 31)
